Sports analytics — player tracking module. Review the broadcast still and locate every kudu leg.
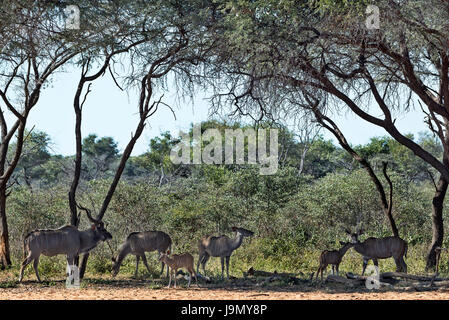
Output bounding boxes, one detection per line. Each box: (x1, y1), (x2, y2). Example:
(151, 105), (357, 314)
(201, 253), (210, 276)
(395, 256), (407, 273)
(67, 256), (75, 266)
(158, 250), (168, 277)
(160, 261), (165, 277)
(141, 254), (152, 276)
(220, 257), (225, 279)
(19, 255), (34, 282)
(196, 253), (202, 275)
(402, 259), (407, 273)
(187, 268), (199, 288)
(33, 258), (41, 283)
(362, 258), (369, 276)
(315, 266), (321, 280)
(373, 259), (379, 270)
(174, 268), (177, 288)
(225, 256), (230, 279)
(372, 259), (379, 277)
(134, 255), (140, 278)
(168, 269), (172, 288)
(321, 265), (327, 281)
(400, 256), (407, 273)
(191, 268), (198, 287)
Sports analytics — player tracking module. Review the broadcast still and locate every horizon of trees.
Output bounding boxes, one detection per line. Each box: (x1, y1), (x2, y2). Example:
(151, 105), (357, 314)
(12, 119), (441, 191)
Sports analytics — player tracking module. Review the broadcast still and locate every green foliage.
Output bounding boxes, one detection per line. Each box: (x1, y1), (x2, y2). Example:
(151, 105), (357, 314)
(4, 125), (448, 279)
(11, 130), (53, 188)
(83, 134), (118, 160)
(82, 134), (119, 179)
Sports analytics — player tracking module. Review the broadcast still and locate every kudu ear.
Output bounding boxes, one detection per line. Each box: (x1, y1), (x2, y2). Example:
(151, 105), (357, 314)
(91, 224), (96, 230)
(358, 228), (364, 235)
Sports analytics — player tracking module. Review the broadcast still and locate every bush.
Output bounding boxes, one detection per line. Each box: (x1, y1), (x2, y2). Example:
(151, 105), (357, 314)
(4, 166), (443, 279)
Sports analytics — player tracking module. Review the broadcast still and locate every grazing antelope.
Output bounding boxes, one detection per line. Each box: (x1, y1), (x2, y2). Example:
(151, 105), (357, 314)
(158, 251), (198, 288)
(19, 206), (112, 282)
(346, 228), (408, 274)
(316, 241), (353, 281)
(112, 230), (172, 278)
(197, 226), (254, 279)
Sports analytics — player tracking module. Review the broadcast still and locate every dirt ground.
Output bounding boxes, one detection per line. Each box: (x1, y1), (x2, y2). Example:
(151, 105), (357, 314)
(2, 277), (449, 300)
(3, 286), (449, 300)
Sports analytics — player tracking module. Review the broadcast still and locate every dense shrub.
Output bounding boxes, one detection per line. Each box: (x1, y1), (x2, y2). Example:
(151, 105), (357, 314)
(5, 166), (446, 278)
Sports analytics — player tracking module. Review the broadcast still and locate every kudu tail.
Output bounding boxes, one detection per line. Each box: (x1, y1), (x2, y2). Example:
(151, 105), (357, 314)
(404, 242), (408, 259)
(22, 233), (31, 259)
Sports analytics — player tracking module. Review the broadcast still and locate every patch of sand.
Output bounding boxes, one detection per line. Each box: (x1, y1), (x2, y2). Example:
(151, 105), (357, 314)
(2, 285), (449, 300)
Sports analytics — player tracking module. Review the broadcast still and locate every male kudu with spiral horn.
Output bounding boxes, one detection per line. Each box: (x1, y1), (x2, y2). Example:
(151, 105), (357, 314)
(19, 204), (112, 282)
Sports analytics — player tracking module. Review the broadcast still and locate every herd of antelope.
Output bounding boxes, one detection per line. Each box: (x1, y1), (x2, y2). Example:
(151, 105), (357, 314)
(18, 208), (409, 287)
(18, 208), (255, 287)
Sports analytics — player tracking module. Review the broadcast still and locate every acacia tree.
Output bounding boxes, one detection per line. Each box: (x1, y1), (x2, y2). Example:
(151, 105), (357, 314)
(69, 0), (212, 277)
(205, 0), (448, 267)
(68, 33), (148, 228)
(0, 1), (85, 268)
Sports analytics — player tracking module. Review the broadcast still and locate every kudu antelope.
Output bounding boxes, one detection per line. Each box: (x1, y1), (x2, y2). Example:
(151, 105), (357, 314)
(197, 227), (254, 279)
(316, 241), (354, 281)
(345, 228), (408, 275)
(158, 250), (197, 288)
(19, 205), (112, 282)
(112, 231), (172, 278)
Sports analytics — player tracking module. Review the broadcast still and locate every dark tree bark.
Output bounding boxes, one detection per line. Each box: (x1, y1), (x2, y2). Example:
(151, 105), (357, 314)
(382, 162), (398, 237)
(426, 157), (449, 270)
(0, 185), (10, 268)
(0, 111), (12, 269)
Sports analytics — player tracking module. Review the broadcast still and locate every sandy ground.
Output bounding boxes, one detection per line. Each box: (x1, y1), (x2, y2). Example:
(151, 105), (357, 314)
(2, 278), (449, 300)
(2, 287), (449, 300)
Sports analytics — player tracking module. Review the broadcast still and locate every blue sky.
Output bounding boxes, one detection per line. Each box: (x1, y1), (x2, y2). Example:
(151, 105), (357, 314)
(9, 66), (430, 156)
(23, 66), (211, 156)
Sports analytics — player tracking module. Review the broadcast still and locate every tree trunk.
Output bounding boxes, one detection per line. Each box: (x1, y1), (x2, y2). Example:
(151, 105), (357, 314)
(79, 120), (146, 276)
(0, 185), (11, 269)
(426, 175), (448, 270)
(79, 253), (89, 279)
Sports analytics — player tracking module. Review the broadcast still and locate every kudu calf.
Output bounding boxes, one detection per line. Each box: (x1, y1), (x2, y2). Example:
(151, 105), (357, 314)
(19, 206), (112, 282)
(112, 231), (172, 278)
(316, 241), (354, 281)
(159, 250), (198, 288)
(346, 228), (408, 275)
(197, 227), (254, 279)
